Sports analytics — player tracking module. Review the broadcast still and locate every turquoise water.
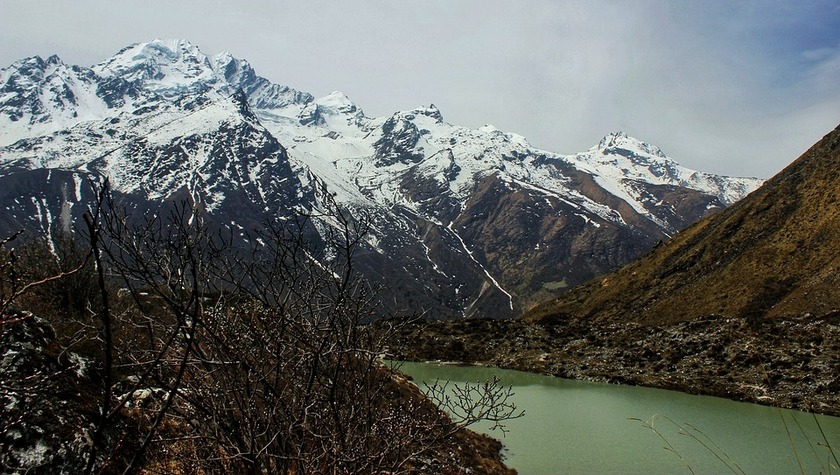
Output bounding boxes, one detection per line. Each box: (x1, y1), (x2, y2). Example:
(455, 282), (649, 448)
(398, 361), (840, 475)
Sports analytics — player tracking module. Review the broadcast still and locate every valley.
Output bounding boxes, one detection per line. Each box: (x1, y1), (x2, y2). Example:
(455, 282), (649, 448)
(1, 36), (837, 474)
(390, 123), (840, 418)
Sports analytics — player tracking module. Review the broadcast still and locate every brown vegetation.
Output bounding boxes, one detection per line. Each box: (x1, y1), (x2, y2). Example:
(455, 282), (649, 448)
(1, 182), (517, 474)
(525, 123), (840, 325)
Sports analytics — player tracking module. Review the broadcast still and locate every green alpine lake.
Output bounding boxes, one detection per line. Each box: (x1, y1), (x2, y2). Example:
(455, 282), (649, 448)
(398, 361), (840, 475)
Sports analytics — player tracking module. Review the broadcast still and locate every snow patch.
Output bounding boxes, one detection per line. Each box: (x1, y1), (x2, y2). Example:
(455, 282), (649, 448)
(447, 222), (513, 311)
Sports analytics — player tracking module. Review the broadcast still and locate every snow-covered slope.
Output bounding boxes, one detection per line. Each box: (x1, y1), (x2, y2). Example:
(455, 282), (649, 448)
(0, 55), (134, 144)
(0, 39), (764, 319)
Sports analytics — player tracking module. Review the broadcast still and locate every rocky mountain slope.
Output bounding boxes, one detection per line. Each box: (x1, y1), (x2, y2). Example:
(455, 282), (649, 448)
(0, 39), (762, 319)
(390, 124), (840, 415)
(526, 123), (840, 325)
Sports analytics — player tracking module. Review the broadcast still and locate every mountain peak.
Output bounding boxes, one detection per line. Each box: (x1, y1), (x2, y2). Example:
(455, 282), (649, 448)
(314, 91), (361, 116)
(411, 103), (443, 123)
(603, 130), (628, 139)
(597, 131), (666, 159)
(2, 54), (63, 76)
(107, 38), (207, 68)
(93, 38), (215, 94)
(45, 54), (63, 66)
(143, 38), (203, 58)
(321, 90), (353, 104)
(0, 38), (770, 323)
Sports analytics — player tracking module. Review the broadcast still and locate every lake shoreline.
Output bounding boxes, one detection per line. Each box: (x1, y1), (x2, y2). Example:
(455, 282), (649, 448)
(384, 312), (840, 417)
(397, 360), (840, 474)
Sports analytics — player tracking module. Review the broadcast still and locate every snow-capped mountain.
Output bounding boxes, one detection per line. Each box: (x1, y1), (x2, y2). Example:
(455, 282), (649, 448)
(0, 39), (763, 319)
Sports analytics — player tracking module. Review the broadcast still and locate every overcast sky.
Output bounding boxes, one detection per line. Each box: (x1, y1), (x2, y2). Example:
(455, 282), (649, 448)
(1, 0), (838, 178)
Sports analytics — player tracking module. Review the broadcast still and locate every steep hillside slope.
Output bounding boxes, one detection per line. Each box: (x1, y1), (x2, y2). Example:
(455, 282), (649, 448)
(526, 124), (840, 325)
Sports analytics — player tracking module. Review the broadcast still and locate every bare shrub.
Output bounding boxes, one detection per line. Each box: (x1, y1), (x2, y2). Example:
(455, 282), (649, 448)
(2, 181), (522, 474)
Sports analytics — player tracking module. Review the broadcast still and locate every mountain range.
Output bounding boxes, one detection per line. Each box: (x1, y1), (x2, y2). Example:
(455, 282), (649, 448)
(0, 39), (763, 319)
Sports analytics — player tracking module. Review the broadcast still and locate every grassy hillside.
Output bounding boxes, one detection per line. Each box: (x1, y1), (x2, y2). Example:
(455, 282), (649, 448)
(525, 124), (840, 325)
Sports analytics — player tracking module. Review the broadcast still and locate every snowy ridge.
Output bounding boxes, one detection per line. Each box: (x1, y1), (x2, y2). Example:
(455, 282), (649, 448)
(1, 38), (762, 224)
(573, 131), (758, 207)
(0, 55), (126, 145)
(0, 39), (765, 319)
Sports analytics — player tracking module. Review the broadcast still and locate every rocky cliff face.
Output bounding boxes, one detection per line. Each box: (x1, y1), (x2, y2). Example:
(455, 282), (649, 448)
(1, 312), (109, 473)
(0, 39), (763, 319)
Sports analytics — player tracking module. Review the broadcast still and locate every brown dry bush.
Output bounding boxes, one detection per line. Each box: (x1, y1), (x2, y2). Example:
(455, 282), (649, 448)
(2, 180), (520, 474)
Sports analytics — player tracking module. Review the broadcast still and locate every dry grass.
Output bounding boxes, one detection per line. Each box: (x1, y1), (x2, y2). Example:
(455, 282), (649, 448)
(524, 123), (840, 326)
